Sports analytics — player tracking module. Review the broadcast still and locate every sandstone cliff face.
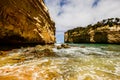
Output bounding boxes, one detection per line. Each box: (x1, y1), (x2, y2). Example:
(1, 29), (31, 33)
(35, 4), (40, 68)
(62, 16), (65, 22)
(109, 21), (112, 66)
(65, 18), (120, 44)
(0, 0), (55, 44)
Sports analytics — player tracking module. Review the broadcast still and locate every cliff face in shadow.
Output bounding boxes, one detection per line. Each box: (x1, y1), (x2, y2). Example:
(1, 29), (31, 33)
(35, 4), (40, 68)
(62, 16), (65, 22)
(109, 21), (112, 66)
(65, 18), (120, 44)
(0, 0), (55, 44)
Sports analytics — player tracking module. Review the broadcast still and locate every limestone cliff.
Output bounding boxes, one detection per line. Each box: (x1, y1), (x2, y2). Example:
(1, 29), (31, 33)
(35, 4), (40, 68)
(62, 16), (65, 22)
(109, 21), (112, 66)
(65, 18), (120, 44)
(0, 0), (55, 44)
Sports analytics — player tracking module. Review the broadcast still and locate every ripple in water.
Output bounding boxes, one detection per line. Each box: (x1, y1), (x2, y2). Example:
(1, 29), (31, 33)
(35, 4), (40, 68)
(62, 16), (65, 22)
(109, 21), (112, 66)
(0, 44), (120, 80)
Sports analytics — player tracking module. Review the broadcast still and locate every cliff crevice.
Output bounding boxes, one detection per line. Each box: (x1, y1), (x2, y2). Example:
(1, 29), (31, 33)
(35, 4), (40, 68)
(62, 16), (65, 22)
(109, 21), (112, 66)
(0, 0), (55, 44)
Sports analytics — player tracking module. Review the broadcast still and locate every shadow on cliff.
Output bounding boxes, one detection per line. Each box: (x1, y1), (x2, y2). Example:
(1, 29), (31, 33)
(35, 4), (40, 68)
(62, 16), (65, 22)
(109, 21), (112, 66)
(0, 43), (47, 51)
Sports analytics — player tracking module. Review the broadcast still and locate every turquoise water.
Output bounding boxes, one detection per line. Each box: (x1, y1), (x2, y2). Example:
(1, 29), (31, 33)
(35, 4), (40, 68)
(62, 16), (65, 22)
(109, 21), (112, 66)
(52, 43), (120, 79)
(54, 43), (120, 57)
(69, 43), (120, 51)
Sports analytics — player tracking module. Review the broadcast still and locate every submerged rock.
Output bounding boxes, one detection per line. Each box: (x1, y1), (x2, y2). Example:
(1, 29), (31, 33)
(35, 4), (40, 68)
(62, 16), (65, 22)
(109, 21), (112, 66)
(0, 51), (7, 56)
(65, 18), (120, 44)
(80, 46), (85, 48)
(0, 45), (57, 67)
(56, 44), (70, 49)
(57, 46), (62, 49)
(21, 45), (57, 58)
(0, 0), (55, 44)
(61, 44), (70, 48)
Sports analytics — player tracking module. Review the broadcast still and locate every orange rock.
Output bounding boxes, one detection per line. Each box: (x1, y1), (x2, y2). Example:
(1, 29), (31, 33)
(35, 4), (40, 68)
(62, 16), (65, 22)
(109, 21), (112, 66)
(0, 0), (55, 44)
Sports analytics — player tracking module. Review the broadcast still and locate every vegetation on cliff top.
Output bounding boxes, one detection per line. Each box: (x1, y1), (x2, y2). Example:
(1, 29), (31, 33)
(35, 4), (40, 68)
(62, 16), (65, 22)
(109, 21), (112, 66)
(67, 17), (120, 33)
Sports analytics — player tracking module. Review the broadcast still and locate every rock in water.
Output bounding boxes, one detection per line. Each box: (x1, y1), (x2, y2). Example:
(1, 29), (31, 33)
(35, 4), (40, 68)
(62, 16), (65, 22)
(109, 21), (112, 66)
(56, 44), (70, 49)
(61, 44), (70, 48)
(65, 18), (120, 44)
(0, 0), (55, 44)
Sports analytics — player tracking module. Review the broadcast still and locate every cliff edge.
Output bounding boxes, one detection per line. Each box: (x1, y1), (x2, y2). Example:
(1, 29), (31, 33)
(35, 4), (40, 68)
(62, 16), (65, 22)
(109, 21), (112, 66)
(0, 0), (55, 44)
(65, 18), (120, 44)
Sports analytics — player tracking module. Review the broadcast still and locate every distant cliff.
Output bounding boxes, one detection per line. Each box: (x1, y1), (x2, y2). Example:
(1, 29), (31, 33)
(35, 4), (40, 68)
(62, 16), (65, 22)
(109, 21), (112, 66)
(65, 18), (120, 44)
(0, 0), (55, 44)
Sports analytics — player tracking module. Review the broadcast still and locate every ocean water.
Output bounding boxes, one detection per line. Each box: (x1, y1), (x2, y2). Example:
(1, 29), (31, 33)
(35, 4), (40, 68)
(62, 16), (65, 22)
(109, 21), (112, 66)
(0, 44), (120, 80)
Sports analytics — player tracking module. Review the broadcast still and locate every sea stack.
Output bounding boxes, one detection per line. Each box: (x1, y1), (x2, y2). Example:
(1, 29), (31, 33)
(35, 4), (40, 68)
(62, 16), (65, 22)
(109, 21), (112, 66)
(65, 18), (120, 44)
(0, 0), (55, 44)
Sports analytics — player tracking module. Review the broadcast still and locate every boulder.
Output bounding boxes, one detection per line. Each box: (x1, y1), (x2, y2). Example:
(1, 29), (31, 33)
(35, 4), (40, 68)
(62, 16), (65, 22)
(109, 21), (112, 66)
(56, 44), (70, 49)
(61, 44), (70, 48)
(57, 46), (62, 49)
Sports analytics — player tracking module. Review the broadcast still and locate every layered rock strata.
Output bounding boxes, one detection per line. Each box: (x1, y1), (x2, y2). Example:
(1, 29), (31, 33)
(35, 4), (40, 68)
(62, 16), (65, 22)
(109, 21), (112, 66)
(65, 18), (120, 44)
(0, 0), (55, 44)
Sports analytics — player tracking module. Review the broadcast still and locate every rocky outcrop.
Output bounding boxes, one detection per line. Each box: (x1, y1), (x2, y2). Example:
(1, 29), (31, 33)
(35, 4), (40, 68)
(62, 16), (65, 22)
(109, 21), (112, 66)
(56, 44), (70, 49)
(0, 0), (55, 44)
(65, 18), (120, 44)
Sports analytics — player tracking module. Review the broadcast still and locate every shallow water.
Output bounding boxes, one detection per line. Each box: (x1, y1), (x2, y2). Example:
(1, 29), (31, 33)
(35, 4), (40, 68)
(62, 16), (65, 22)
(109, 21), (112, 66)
(0, 44), (120, 80)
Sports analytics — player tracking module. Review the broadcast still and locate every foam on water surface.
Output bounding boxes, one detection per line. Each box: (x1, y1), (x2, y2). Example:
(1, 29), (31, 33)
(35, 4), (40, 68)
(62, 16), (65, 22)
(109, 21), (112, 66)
(0, 44), (120, 80)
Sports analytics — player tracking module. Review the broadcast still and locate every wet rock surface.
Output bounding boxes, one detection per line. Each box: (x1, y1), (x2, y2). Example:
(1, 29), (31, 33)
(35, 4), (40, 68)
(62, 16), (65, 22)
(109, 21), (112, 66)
(56, 44), (70, 49)
(21, 45), (58, 58)
(0, 45), (57, 67)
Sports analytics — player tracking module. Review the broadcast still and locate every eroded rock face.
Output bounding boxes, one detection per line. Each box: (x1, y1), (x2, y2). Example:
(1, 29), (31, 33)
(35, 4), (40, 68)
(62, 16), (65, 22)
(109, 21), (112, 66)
(0, 0), (55, 44)
(65, 18), (120, 44)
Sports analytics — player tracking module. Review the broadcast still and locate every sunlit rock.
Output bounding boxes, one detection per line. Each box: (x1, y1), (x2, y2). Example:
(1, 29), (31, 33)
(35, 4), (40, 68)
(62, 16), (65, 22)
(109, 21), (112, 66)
(65, 18), (120, 44)
(0, 0), (55, 44)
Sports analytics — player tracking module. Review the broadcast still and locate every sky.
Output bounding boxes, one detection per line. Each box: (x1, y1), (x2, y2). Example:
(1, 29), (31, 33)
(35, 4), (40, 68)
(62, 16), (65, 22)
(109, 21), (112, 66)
(44, 0), (120, 43)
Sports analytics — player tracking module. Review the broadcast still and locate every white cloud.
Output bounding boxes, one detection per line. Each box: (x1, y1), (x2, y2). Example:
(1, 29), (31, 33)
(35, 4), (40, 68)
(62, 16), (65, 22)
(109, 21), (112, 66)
(45, 0), (120, 31)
